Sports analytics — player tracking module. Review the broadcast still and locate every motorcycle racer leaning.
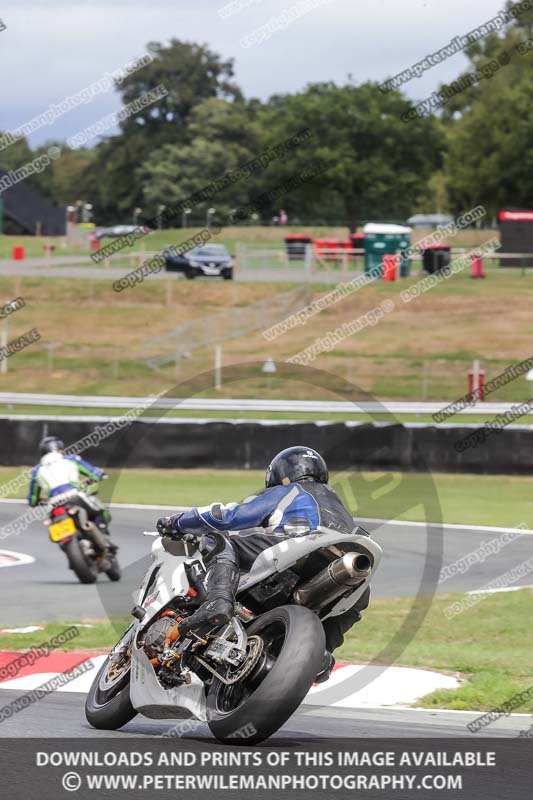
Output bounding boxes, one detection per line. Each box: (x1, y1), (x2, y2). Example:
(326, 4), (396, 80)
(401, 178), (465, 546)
(28, 436), (115, 552)
(157, 446), (370, 683)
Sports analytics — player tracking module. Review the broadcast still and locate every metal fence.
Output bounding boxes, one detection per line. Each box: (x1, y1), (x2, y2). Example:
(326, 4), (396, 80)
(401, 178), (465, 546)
(141, 285), (309, 368)
(235, 243), (367, 283)
(235, 244), (533, 282)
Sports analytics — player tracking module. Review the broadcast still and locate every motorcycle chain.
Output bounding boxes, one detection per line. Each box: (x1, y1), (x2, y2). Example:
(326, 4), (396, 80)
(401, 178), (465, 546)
(193, 635), (264, 685)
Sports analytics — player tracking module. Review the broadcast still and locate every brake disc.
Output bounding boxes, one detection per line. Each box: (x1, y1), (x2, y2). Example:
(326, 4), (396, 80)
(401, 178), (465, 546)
(194, 635), (264, 686)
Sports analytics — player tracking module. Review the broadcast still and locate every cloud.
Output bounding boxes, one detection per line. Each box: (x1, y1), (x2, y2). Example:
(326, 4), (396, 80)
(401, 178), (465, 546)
(0, 0), (506, 148)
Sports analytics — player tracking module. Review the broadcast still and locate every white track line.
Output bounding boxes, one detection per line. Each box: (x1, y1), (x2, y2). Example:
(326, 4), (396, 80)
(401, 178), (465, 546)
(467, 584), (533, 595)
(358, 517), (533, 536)
(309, 705), (533, 718)
(0, 498), (189, 512)
(1, 499), (531, 536)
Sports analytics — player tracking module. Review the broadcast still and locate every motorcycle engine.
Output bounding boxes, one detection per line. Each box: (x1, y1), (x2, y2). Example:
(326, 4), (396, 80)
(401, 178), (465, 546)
(142, 616), (177, 660)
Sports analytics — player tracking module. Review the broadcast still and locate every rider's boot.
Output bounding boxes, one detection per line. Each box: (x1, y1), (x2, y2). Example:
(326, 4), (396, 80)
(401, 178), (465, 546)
(315, 651), (336, 684)
(178, 532), (240, 639)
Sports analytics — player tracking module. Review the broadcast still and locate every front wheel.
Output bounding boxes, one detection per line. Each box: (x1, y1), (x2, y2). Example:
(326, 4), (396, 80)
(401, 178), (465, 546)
(85, 632), (137, 730)
(106, 555), (121, 582)
(207, 605), (325, 744)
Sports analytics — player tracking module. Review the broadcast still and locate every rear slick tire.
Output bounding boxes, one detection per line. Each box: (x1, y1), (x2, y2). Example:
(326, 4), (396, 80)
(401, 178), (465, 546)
(207, 605), (325, 745)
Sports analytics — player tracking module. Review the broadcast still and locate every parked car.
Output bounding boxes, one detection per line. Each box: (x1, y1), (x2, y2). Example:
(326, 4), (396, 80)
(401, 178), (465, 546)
(164, 244), (233, 280)
(95, 225), (151, 240)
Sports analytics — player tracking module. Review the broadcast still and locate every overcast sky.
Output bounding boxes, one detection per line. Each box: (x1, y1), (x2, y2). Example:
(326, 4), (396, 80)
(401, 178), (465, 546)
(2, 0), (507, 148)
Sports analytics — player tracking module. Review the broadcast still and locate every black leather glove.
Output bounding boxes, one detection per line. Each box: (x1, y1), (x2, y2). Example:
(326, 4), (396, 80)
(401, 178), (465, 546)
(156, 514), (182, 538)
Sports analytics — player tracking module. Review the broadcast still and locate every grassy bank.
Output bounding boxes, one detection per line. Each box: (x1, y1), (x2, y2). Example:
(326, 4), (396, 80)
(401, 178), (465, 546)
(2, 256), (533, 400)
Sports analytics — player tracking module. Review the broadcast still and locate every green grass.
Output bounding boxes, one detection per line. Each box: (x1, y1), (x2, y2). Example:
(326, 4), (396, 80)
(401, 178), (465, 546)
(0, 226), (354, 260)
(336, 589), (533, 712)
(2, 467), (533, 528)
(94, 467), (533, 529)
(1, 591), (531, 713)
(0, 226), (504, 261)
(0, 620), (129, 652)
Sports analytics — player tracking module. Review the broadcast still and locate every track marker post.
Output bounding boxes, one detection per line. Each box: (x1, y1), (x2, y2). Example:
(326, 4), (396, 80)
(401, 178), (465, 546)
(215, 346), (222, 390)
(0, 316), (7, 375)
(468, 359), (485, 402)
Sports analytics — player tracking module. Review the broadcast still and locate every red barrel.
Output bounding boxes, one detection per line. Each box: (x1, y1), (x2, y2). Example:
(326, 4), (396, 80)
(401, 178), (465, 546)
(382, 254), (397, 281)
(471, 254), (486, 278)
(13, 246), (25, 261)
(88, 232), (100, 251)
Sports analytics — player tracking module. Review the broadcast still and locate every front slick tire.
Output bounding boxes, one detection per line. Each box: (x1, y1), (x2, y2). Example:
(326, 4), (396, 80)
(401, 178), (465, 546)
(207, 605), (325, 745)
(85, 652), (136, 730)
(106, 556), (121, 582)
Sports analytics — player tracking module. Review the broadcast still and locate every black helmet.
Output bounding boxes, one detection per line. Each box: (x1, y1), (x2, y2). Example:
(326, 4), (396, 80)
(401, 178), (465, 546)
(265, 446), (329, 488)
(39, 436), (64, 456)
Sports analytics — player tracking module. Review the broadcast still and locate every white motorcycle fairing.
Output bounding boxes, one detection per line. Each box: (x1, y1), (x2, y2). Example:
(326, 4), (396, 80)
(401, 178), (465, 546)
(130, 641), (208, 722)
(237, 525), (382, 620)
(128, 526), (382, 723)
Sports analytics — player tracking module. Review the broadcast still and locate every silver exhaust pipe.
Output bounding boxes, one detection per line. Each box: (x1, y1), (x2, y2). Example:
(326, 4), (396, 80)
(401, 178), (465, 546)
(83, 520), (109, 552)
(292, 552), (371, 610)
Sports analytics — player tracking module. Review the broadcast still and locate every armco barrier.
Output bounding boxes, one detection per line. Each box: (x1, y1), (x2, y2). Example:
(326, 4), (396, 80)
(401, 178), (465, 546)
(1, 417), (533, 474)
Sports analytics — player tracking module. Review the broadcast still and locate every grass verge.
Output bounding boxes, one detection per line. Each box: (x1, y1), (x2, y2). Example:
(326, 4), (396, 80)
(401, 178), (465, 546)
(337, 589), (533, 713)
(0, 226), (497, 260)
(0, 620), (129, 653)
(1, 590), (531, 713)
